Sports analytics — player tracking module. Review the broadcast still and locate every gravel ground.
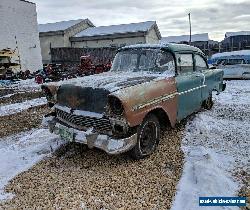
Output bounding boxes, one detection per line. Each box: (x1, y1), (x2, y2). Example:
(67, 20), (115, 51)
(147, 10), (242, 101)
(0, 91), (43, 106)
(0, 105), (50, 138)
(0, 89), (15, 97)
(0, 125), (184, 209)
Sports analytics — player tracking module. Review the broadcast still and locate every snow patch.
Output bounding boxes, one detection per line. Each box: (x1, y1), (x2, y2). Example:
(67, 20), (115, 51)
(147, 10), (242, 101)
(172, 147), (239, 210)
(75, 21), (155, 37)
(49, 71), (168, 92)
(0, 129), (64, 200)
(0, 97), (47, 116)
(171, 80), (250, 210)
(0, 79), (40, 92)
(0, 93), (15, 99)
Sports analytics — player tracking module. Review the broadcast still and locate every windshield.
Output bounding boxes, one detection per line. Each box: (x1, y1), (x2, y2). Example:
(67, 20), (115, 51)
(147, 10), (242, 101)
(111, 48), (176, 75)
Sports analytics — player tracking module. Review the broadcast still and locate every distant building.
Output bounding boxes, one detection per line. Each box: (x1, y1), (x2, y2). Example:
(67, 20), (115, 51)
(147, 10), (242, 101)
(70, 21), (161, 48)
(161, 33), (211, 54)
(39, 19), (94, 63)
(221, 31), (250, 52)
(0, 0), (42, 72)
(160, 33), (220, 56)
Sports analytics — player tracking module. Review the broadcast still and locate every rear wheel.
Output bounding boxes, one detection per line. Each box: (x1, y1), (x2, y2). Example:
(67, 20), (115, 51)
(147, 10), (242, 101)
(203, 93), (214, 110)
(130, 114), (160, 159)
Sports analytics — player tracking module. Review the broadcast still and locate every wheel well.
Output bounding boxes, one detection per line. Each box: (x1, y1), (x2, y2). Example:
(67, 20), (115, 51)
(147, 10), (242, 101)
(147, 108), (171, 130)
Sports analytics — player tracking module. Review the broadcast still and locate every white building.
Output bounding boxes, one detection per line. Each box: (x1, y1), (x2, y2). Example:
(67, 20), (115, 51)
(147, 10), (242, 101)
(70, 21), (161, 48)
(39, 19), (94, 64)
(0, 0), (42, 72)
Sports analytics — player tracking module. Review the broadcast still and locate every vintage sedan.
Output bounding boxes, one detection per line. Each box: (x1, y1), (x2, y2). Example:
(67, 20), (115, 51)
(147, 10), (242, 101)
(42, 43), (226, 159)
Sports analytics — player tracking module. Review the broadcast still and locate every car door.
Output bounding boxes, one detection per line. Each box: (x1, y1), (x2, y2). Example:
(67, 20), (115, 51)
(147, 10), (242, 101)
(175, 53), (203, 121)
(194, 54), (211, 101)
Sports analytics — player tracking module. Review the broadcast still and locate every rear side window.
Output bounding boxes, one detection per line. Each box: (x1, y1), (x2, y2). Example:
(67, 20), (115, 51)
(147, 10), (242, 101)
(177, 54), (194, 74)
(195, 54), (207, 71)
(227, 59), (245, 65)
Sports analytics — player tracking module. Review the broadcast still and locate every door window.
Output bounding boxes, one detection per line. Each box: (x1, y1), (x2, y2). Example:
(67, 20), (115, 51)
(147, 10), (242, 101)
(177, 54), (194, 74)
(154, 51), (176, 75)
(195, 54), (207, 71)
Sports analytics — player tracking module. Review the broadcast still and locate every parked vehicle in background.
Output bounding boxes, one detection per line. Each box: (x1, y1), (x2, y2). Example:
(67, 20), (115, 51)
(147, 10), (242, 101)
(211, 50), (250, 79)
(42, 43), (226, 159)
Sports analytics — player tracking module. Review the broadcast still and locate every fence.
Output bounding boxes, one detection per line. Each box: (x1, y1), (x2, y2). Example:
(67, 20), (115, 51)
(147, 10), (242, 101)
(51, 47), (118, 65)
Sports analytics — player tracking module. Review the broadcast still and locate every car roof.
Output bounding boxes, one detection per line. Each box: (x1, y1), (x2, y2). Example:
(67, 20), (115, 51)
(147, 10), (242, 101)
(121, 43), (204, 55)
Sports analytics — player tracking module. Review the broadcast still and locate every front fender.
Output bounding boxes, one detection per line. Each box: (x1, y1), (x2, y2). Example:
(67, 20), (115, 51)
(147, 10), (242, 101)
(110, 77), (178, 127)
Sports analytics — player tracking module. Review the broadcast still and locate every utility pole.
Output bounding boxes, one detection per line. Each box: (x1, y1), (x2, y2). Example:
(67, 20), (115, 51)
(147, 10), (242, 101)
(188, 13), (192, 45)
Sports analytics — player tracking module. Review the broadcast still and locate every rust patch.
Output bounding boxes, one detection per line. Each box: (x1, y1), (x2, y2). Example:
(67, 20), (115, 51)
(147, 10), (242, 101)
(111, 77), (178, 127)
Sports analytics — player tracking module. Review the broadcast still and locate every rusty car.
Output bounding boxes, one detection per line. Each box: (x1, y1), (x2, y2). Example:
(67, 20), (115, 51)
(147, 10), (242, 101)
(42, 43), (226, 159)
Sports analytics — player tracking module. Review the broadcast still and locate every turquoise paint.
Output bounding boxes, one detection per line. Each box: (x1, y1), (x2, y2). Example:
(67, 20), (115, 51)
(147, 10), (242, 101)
(175, 72), (203, 121)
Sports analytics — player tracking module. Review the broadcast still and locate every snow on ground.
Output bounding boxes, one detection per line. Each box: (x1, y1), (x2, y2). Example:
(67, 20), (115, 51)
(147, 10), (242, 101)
(0, 79), (40, 92)
(0, 97), (47, 116)
(171, 80), (250, 210)
(0, 129), (64, 200)
(0, 93), (15, 99)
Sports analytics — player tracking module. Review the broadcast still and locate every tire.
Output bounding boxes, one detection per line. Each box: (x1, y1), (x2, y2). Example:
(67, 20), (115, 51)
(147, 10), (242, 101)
(203, 93), (214, 110)
(130, 114), (160, 159)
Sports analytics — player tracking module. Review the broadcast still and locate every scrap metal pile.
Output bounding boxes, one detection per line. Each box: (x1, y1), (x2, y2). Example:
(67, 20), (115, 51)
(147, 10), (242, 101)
(35, 55), (112, 84)
(0, 51), (112, 84)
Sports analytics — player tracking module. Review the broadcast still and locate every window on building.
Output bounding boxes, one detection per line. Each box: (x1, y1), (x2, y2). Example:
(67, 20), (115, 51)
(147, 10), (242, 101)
(176, 54), (194, 74)
(195, 54), (207, 71)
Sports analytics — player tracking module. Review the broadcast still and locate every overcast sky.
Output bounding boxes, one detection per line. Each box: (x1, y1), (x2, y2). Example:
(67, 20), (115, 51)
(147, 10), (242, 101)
(31, 0), (250, 41)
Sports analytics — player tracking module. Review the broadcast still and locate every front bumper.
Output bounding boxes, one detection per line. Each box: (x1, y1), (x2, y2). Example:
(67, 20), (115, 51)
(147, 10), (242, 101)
(43, 116), (137, 155)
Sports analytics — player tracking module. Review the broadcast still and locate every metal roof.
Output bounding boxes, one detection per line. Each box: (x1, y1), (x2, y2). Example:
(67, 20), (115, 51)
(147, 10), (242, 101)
(38, 19), (94, 33)
(74, 21), (160, 38)
(160, 33), (209, 43)
(225, 31), (250, 38)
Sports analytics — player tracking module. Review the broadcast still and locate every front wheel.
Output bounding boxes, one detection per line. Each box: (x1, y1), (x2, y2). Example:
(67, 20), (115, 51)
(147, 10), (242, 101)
(129, 114), (160, 159)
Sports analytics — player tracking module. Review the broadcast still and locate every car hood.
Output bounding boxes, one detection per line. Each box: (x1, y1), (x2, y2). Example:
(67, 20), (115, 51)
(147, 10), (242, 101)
(52, 71), (159, 92)
(51, 71), (165, 114)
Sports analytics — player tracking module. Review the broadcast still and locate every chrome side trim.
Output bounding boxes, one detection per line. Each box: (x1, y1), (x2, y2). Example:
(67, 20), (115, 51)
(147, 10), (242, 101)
(178, 85), (207, 96)
(132, 92), (177, 111)
(132, 85), (207, 111)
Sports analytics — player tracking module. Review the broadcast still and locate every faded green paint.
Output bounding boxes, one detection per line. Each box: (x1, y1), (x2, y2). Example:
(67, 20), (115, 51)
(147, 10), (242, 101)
(122, 43), (204, 55)
(175, 71), (203, 121)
